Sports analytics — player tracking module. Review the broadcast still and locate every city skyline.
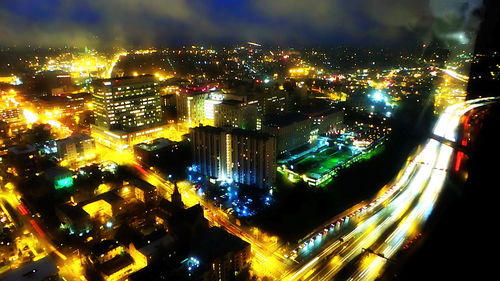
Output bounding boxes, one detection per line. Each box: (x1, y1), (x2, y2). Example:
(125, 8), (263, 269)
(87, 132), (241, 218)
(1, 1), (499, 281)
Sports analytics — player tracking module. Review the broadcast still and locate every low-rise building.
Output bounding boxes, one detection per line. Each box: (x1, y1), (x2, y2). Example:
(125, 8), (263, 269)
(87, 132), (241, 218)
(80, 191), (126, 219)
(55, 202), (92, 235)
(192, 227), (251, 281)
(44, 166), (74, 190)
(1, 256), (60, 281)
(88, 240), (146, 281)
(6, 144), (38, 176)
(56, 133), (96, 163)
(124, 178), (158, 204)
(133, 138), (179, 167)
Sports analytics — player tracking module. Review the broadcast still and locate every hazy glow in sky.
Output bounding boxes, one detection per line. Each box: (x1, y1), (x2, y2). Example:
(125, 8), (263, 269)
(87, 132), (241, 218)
(0, 0), (483, 47)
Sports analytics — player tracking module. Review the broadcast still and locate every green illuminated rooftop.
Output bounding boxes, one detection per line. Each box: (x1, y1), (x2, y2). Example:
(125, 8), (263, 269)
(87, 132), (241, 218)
(294, 148), (352, 176)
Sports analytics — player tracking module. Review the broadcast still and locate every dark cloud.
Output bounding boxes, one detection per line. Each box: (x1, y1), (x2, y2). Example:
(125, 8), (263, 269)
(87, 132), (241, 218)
(0, 0), (483, 47)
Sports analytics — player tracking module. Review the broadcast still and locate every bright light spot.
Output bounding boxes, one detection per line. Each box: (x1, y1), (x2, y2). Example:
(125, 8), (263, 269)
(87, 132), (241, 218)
(23, 109), (39, 123)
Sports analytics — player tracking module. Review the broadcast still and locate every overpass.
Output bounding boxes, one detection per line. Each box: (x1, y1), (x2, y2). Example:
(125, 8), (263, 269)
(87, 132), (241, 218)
(430, 134), (469, 155)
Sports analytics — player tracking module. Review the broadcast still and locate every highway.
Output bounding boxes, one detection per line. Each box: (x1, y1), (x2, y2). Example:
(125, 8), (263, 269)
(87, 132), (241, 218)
(439, 68), (469, 83)
(280, 97), (498, 281)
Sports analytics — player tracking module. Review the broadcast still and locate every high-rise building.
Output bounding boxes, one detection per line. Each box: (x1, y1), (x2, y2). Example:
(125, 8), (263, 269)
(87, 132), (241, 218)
(92, 75), (162, 131)
(91, 75), (165, 150)
(254, 89), (290, 117)
(190, 126), (276, 188)
(227, 129), (276, 188)
(190, 126), (228, 179)
(214, 100), (260, 130)
(176, 90), (225, 126)
(176, 91), (209, 125)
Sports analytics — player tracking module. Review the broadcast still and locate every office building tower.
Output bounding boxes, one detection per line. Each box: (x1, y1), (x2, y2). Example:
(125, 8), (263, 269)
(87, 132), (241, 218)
(91, 75), (164, 149)
(176, 91), (209, 125)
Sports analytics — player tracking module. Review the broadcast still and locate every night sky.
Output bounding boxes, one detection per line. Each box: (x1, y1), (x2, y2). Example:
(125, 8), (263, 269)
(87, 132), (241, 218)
(0, 0), (484, 47)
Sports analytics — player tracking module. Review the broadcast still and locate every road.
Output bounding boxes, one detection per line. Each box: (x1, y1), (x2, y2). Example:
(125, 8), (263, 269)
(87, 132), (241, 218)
(131, 162), (290, 278)
(280, 97), (498, 281)
(0, 185), (69, 276)
(439, 68), (469, 83)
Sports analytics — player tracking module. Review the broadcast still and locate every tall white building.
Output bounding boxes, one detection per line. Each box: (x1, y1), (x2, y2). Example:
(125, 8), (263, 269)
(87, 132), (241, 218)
(190, 126), (276, 188)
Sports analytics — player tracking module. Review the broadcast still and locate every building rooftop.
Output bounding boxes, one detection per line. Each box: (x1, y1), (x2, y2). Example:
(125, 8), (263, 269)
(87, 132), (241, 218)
(136, 233), (175, 257)
(229, 128), (273, 139)
(219, 99), (245, 106)
(134, 138), (173, 152)
(7, 144), (36, 155)
(264, 112), (308, 128)
(301, 107), (343, 118)
(162, 77), (190, 86)
(90, 239), (122, 258)
(1, 256), (58, 281)
(57, 133), (93, 143)
(80, 190), (125, 208)
(94, 75), (156, 87)
(127, 178), (155, 192)
(190, 125), (225, 134)
(157, 198), (179, 217)
(44, 166), (73, 179)
(98, 254), (134, 276)
(56, 202), (90, 221)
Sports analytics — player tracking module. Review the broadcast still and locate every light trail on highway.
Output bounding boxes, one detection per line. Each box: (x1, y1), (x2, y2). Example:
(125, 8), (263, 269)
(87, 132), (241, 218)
(343, 97), (499, 281)
(281, 97), (498, 281)
(439, 68), (469, 83)
(283, 140), (438, 281)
